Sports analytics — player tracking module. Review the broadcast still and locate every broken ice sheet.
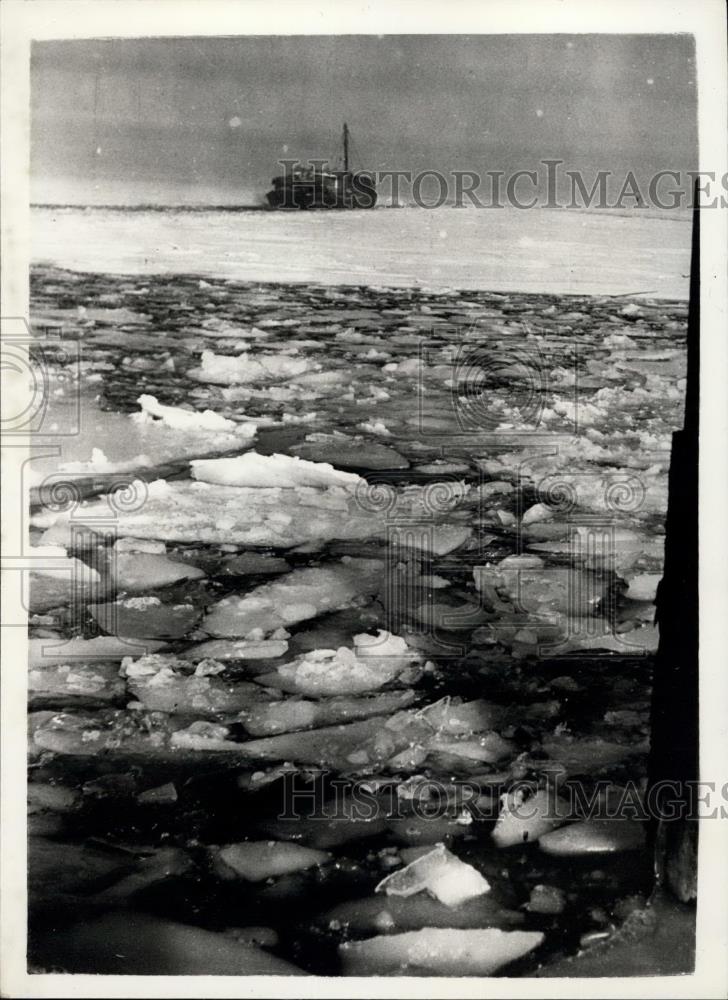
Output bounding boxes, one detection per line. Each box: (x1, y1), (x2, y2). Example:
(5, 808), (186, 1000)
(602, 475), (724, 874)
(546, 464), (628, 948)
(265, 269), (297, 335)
(27, 269), (687, 975)
(28, 390), (257, 492)
(376, 842), (490, 907)
(33, 477), (470, 549)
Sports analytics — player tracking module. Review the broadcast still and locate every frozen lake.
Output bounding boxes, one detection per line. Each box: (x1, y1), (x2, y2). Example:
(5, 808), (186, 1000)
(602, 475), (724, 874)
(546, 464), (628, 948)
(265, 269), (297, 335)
(31, 205), (690, 299)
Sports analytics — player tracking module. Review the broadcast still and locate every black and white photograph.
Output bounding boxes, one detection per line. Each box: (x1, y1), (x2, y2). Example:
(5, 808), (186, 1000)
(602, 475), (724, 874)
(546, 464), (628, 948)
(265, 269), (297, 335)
(1, 0), (726, 994)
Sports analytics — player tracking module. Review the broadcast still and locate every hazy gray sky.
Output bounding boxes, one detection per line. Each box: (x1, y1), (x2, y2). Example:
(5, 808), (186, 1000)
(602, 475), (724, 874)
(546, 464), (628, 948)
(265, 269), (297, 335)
(31, 34), (697, 205)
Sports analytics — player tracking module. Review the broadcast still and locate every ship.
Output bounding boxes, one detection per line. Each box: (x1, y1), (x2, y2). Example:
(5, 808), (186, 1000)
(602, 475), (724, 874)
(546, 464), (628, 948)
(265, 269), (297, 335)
(265, 123), (377, 210)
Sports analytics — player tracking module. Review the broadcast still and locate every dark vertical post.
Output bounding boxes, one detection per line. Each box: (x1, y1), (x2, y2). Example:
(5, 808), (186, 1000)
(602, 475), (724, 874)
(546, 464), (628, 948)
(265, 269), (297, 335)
(648, 184), (699, 901)
(343, 122), (349, 174)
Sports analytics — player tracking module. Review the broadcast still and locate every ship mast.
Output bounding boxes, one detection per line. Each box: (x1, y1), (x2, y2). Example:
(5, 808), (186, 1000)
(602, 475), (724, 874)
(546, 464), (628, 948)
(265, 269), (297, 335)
(343, 122), (349, 174)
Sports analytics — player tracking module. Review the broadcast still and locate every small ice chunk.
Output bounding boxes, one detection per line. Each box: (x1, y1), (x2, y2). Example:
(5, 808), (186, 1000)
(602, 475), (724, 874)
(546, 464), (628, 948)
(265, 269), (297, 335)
(217, 841), (330, 881)
(239, 699), (317, 735)
(136, 394), (238, 433)
(353, 630), (409, 657)
(291, 437), (409, 470)
(169, 720), (234, 751)
(415, 697), (507, 735)
(521, 503), (553, 526)
(357, 420), (391, 436)
(30, 546), (101, 583)
(238, 690), (415, 736)
(29, 547), (103, 612)
(137, 782), (178, 805)
(121, 653), (261, 716)
(620, 302), (643, 317)
(219, 552), (290, 576)
(112, 552), (206, 591)
(191, 451), (361, 489)
(478, 480), (514, 498)
(427, 732), (514, 764)
(181, 639), (289, 661)
(29, 635), (165, 667)
(538, 819), (646, 855)
(28, 782), (80, 814)
(29, 662), (125, 704)
(492, 788), (570, 847)
(624, 573), (661, 602)
(115, 537), (167, 554)
(497, 554), (544, 569)
(395, 525), (472, 556)
(190, 350), (311, 385)
(525, 884), (566, 914)
(375, 843), (490, 907)
(259, 644), (418, 697)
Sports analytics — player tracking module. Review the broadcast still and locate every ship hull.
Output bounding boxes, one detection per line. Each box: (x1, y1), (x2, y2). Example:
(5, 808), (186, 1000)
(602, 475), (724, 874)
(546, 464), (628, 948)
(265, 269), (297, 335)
(265, 172), (376, 210)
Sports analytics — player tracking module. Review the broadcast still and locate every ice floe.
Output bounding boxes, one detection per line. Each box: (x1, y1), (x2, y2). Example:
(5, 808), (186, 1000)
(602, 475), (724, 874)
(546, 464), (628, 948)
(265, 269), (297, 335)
(136, 393), (239, 432)
(120, 653), (264, 716)
(203, 559), (385, 637)
(216, 841), (331, 881)
(339, 927), (544, 976)
(190, 451), (361, 489)
(291, 435), (409, 469)
(538, 819), (646, 855)
(238, 690), (416, 736)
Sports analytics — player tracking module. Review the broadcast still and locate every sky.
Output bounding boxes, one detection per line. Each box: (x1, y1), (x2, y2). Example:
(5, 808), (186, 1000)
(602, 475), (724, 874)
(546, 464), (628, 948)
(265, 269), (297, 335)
(30, 34), (697, 206)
